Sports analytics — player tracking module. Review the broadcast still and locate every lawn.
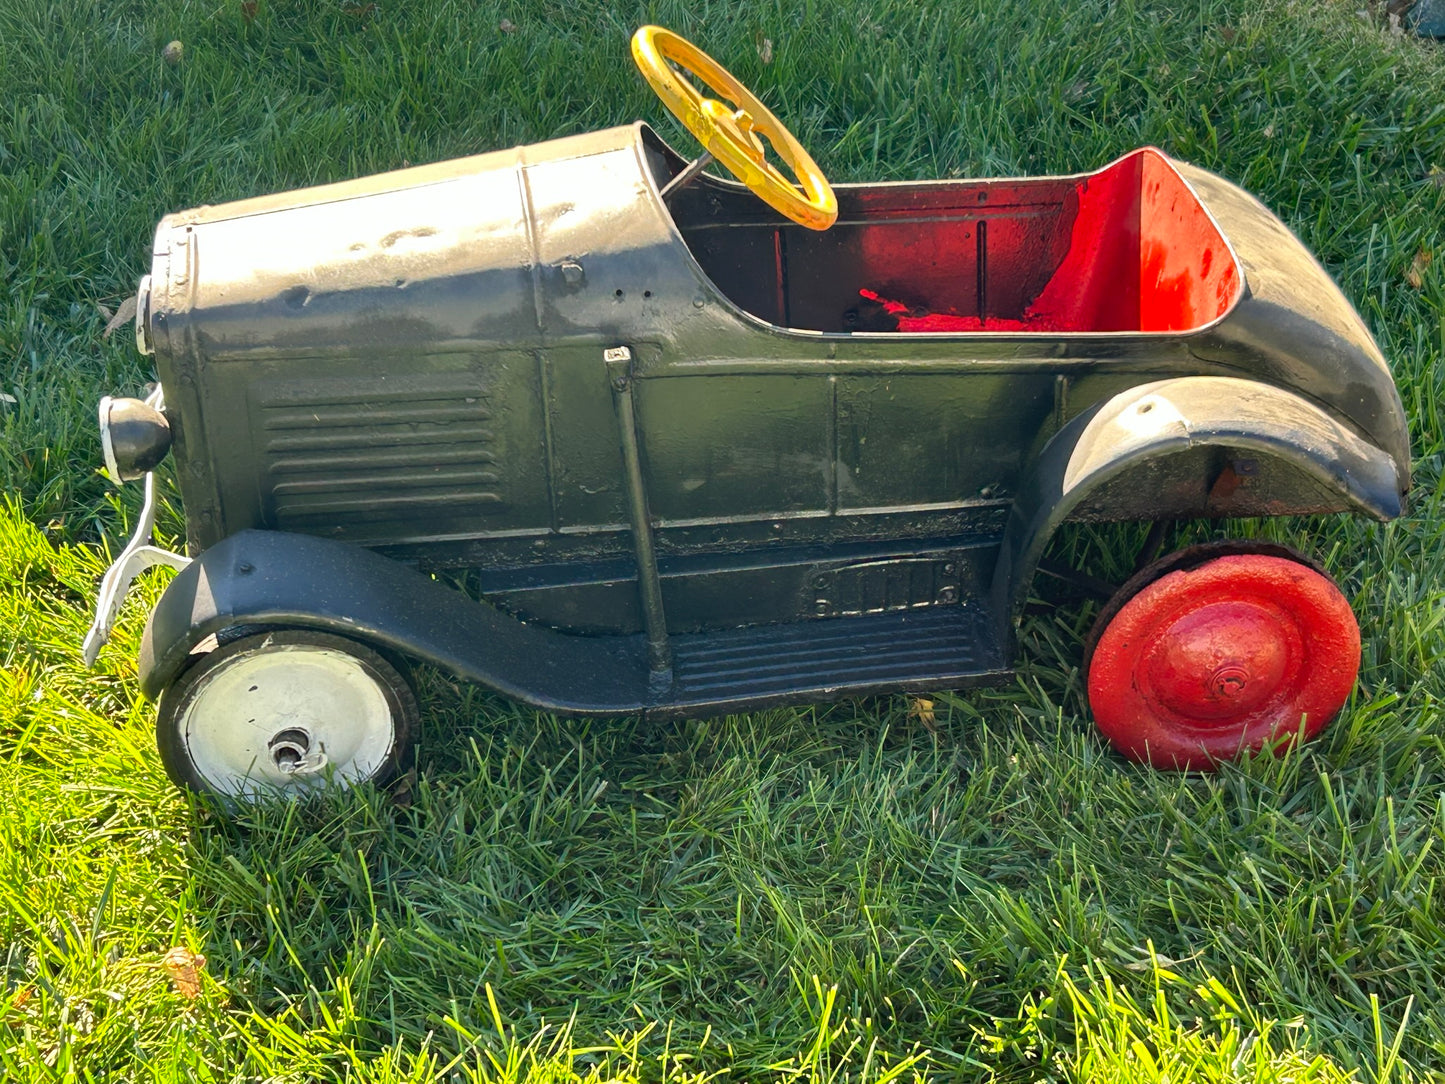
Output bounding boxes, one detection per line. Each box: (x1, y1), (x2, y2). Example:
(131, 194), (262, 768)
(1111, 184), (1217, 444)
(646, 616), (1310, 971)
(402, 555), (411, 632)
(3, 0), (1444, 1079)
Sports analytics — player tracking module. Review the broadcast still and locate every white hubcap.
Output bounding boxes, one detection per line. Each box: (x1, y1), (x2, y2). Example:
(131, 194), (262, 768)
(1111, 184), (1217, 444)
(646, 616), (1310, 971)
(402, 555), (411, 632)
(180, 643), (396, 796)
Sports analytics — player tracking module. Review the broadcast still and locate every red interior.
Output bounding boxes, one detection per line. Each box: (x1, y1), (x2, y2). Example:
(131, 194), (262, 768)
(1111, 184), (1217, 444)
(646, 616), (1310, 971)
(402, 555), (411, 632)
(862, 149), (1240, 334)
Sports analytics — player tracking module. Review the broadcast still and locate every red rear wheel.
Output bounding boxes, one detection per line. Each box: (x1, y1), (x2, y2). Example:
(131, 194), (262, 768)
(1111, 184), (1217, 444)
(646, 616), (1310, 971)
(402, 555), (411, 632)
(1086, 552), (1359, 769)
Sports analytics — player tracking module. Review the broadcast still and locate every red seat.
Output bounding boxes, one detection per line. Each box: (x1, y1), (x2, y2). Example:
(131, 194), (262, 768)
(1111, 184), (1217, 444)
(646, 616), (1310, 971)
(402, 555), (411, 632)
(865, 148), (1241, 334)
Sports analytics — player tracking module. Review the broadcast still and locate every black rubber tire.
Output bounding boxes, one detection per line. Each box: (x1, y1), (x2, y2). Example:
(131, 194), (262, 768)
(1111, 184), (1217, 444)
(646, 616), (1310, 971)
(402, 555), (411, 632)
(155, 628), (417, 801)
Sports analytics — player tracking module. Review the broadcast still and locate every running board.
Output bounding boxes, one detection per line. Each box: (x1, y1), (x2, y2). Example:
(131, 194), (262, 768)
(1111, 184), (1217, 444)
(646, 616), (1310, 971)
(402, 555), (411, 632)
(666, 605), (1005, 716)
(138, 530), (1011, 718)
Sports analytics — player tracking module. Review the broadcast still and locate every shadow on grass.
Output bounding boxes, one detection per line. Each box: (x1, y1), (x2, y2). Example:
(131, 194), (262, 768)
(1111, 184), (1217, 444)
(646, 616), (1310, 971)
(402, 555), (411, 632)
(147, 512), (1438, 1079)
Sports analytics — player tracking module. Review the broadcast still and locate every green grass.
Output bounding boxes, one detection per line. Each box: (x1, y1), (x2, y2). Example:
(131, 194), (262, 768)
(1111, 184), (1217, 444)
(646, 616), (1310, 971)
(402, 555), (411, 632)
(3, 0), (1444, 1079)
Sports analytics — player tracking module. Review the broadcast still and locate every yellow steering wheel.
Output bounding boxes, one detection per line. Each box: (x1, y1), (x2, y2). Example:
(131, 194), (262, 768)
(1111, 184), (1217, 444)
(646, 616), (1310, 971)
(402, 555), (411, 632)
(631, 26), (837, 231)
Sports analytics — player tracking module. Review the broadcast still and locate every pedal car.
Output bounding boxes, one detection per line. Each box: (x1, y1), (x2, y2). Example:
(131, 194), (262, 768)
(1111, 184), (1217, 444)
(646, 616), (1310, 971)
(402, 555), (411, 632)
(83, 27), (1410, 798)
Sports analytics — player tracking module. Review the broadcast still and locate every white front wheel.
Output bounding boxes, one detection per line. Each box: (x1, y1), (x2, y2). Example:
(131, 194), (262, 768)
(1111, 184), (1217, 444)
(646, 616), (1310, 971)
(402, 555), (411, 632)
(156, 630), (416, 800)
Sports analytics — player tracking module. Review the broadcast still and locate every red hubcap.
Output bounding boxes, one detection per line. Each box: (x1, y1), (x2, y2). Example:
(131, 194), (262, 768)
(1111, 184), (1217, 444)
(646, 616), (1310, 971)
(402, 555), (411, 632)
(1087, 554), (1360, 769)
(1145, 600), (1298, 722)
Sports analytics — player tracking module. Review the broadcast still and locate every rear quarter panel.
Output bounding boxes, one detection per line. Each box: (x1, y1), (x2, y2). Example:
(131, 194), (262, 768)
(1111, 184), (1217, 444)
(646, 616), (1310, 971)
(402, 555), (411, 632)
(1179, 161), (1411, 496)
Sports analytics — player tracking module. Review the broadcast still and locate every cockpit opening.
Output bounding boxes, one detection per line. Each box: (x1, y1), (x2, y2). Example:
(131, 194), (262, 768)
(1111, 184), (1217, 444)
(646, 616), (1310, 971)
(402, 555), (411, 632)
(659, 145), (1241, 336)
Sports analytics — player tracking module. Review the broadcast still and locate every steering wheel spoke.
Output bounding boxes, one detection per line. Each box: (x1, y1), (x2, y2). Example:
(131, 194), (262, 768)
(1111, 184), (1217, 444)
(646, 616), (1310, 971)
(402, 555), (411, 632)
(668, 67), (707, 113)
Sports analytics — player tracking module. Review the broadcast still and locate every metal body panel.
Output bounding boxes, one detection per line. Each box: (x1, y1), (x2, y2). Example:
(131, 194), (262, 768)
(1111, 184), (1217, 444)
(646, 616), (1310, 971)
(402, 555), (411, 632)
(1175, 162), (1411, 491)
(467, 534), (997, 635)
(132, 122), (1412, 712)
(147, 128), (1409, 549)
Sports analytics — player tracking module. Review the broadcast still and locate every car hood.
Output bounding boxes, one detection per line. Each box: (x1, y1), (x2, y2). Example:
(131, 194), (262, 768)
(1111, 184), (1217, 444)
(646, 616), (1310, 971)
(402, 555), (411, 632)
(143, 122), (713, 361)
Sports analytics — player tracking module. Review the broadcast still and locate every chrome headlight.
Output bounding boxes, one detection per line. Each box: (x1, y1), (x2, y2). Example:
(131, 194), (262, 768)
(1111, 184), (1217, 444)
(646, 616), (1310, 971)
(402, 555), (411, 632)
(99, 394), (171, 484)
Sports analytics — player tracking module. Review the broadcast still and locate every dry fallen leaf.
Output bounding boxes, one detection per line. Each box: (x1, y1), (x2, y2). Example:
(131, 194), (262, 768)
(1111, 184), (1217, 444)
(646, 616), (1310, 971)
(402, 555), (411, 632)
(1124, 953), (1183, 971)
(162, 947), (206, 1000)
(390, 766), (417, 810)
(907, 696), (938, 733)
(1406, 248), (1432, 289)
(756, 33), (773, 64)
(103, 295), (137, 340)
(499, 18), (516, 33)
(241, 0), (258, 21)
(12, 986), (33, 1009)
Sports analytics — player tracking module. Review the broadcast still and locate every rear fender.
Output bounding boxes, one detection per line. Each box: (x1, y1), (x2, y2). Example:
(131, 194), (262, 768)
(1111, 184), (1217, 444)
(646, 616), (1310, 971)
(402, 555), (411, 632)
(990, 376), (1402, 637)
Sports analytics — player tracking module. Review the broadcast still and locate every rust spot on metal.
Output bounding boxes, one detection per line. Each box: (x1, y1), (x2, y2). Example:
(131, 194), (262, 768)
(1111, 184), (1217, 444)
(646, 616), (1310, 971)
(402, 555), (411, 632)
(380, 227), (438, 247)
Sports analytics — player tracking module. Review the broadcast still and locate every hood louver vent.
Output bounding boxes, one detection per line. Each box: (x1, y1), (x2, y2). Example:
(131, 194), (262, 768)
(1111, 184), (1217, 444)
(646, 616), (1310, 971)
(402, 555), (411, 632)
(257, 374), (506, 543)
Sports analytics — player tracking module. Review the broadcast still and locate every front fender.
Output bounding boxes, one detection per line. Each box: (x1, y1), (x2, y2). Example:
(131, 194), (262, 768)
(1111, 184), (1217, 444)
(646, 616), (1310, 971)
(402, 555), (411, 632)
(990, 375), (1403, 634)
(138, 529), (649, 712)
